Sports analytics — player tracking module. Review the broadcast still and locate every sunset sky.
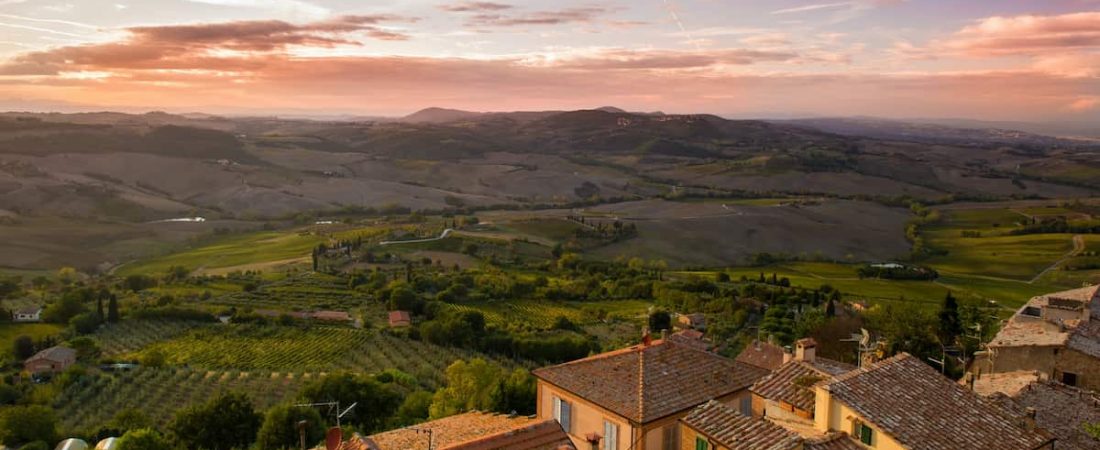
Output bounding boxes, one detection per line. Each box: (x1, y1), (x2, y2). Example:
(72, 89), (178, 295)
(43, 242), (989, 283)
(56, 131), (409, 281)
(0, 0), (1098, 121)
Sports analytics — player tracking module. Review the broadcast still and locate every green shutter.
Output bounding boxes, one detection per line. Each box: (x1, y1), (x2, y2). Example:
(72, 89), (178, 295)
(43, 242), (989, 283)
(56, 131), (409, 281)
(695, 437), (708, 450)
(860, 424), (873, 445)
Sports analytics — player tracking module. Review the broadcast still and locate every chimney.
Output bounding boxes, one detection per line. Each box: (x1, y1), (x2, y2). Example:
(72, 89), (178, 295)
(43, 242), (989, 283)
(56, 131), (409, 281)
(795, 338), (817, 363)
(584, 433), (602, 450)
(782, 346), (793, 364)
(642, 326), (652, 346)
(1024, 407), (1038, 431)
(660, 329), (668, 341)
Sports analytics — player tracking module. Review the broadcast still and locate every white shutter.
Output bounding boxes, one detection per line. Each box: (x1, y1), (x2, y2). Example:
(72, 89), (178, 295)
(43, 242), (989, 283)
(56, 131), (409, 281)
(604, 420), (618, 450)
(552, 396), (562, 422)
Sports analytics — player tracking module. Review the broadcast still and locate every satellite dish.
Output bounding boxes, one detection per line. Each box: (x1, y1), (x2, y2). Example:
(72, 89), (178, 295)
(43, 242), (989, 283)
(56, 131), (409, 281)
(55, 439), (89, 450)
(326, 426), (343, 450)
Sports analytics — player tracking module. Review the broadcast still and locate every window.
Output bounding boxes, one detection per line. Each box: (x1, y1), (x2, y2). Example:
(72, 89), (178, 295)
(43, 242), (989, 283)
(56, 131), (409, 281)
(603, 420), (618, 450)
(695, 436), (709, 450)
(552, 396), (572, 433)
(853, 422), (873, 446)
(1062, 371), (1078, 387)
(661, 424), (679, 450)
(740, 397), (752, 417)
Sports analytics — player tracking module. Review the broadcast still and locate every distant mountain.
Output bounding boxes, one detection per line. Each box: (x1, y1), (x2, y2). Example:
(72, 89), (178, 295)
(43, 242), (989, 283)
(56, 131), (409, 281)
(401, 107), (483, 124)
(779, 117), (1097, 151)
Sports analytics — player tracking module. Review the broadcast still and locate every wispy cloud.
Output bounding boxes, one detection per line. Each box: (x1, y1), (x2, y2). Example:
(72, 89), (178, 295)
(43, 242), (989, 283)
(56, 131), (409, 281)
(185, 0), (330, 20)
(771, 2), (852, 15)
(438, 2), (513, 13)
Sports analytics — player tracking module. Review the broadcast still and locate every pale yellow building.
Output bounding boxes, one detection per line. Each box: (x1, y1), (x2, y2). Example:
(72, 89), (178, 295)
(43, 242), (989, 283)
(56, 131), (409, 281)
(533, 339), (768, 450)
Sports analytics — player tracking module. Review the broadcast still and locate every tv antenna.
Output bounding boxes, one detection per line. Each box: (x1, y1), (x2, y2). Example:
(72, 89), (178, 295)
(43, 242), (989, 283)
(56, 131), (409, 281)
(840, 328), (877, 368)
(296, 401), (358, 428)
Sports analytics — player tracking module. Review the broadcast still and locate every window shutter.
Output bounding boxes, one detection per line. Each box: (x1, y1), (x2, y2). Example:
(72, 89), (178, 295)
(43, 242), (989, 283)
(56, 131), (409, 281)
(860, 424), (873, 445)
(604, 421), (618, 450)
(552, 397), (562, 423)
(695, 437), (708, 450)
(560, 400), (572, 433)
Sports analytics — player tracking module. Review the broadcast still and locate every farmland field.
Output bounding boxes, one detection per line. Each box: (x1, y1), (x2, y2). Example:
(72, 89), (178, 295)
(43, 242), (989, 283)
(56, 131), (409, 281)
(444, 299), (651, 329)
(55, 367), (306, 433)
(131, 325), (518, 388)
(0, 323), (63, 358)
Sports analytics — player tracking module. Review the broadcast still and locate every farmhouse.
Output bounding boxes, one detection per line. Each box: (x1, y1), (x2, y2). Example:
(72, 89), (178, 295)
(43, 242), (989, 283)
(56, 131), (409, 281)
(24, 346), (76, 374)
(970, 285), (1100, 391)
(326, 411), (575, 450)
(532, 338), (768, 450)
(12, 306), (42, 322)
(388, 311), (412, 328)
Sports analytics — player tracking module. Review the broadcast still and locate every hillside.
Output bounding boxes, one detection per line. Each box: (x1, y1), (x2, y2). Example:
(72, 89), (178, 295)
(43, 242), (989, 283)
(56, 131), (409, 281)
(0, 108), (1098, 270)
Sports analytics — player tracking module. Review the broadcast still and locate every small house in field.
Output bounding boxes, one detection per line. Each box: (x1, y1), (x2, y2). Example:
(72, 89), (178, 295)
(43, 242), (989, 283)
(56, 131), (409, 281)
(25, 346), (77, 374)
(388, 311), (411, 328)
(12, 307), (42, 322)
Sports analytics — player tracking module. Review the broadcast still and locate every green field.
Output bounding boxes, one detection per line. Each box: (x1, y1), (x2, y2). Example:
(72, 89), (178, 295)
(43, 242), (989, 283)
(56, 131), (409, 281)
(132, 325), (516, 389)
(55, 367), (306, 433)
(116, 231), (327, 276)
(0, 323), (64, 358)
(709, 260), (1052, 310)
(444, 299), (651, 329)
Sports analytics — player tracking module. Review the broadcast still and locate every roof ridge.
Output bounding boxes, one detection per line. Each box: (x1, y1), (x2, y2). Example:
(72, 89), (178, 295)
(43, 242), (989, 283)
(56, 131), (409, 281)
(823, 352), (912, 388)
(532, 340), (662, 375)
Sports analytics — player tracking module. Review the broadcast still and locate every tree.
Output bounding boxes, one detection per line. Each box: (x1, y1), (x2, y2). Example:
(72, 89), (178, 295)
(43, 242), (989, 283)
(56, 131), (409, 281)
(937, 291), (962, 346)
(0, 405), (58, 445)
(123, 274), (157, 292)
(825, 298), (836, 318)
(395, 391), (433, 426)
(70, 312), (101, 335)
(299, 373), (401, 433)
(648, 310), (671, 333)
(13, 335), (35, 359)
(1085, 421), (1100, 439)
(68, 336), (101, 360)
(57, 267), (78, 285)
(110, 409), (154, 434)
(108, 293), (120, 322)
(496, 368), (536, 415)
(430, 359), (502, 419)
(170, 391), (261, 450)
(41, 290), (88, 324)
(256, 403), (325, 450)
(117, 428), (176, 450)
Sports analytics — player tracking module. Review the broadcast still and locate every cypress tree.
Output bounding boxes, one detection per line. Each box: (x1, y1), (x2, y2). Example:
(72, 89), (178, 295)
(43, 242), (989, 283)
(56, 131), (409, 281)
(107, 294), (120, 323)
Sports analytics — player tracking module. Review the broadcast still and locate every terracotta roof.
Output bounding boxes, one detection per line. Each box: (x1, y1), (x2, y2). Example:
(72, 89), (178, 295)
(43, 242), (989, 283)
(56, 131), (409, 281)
(821, 353), (1054, 450)
(356, 412), (543, 450)
(534, 340), (768, 424)
(666, 330), (709, 351)
(681, 401), (802, 450)
(14, 307), (41, 315)
(750, 359), (855, 412)
(987, 380), (1100, 450)
(736, 340), (786, 371)
(388, 311), (411, 326)
(442, 419), (575, 450)
(802, 433), (863, 450)
(969, 371), (1043, 397)
(27, 346), (76, 363)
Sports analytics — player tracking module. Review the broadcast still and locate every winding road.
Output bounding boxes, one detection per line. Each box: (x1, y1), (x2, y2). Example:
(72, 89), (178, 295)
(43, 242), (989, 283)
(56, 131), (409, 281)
(379, 228), (453, 246)
(1029, 234), (1085, 284)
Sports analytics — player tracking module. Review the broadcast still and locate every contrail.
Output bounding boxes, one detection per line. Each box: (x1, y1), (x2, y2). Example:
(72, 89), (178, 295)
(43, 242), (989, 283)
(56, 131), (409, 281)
(661, 0), (701, 50)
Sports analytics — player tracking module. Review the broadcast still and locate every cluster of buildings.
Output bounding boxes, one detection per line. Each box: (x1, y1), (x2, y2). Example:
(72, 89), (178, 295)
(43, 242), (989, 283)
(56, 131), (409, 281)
(327, 285), (1100, 450)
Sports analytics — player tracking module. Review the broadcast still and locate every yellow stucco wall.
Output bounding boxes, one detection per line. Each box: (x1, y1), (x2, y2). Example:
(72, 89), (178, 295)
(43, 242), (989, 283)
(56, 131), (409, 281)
(813, 386), (905, 450)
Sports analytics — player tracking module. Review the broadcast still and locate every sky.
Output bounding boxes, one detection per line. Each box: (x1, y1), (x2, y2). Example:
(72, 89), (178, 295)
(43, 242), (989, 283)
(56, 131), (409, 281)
(0, 0), (1097, 121)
